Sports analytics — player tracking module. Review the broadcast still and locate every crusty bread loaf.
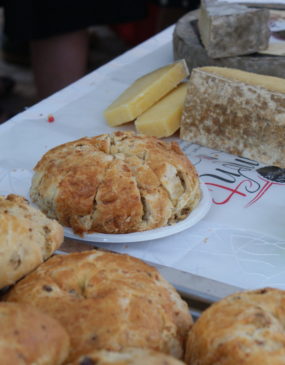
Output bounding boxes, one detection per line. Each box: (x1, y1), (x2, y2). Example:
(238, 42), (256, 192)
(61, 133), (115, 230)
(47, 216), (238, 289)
(5, 250), (193, 362)
(30, 131), (201, 235)
(70, 348), (186, 365)
(0, 301), (70, 365)
(185, 287), (285, 365)
(0, 194), (64, 289)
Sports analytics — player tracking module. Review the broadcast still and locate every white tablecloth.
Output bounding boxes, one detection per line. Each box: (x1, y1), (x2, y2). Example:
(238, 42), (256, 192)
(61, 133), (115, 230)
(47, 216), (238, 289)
(0, 26), (284, 293)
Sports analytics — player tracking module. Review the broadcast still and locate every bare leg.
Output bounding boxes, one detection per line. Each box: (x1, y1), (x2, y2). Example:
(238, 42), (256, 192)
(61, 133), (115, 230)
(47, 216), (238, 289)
(30, 29), (89, 100)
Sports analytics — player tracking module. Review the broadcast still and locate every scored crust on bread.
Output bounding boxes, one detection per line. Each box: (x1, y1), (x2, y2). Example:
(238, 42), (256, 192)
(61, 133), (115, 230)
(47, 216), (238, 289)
(0, 194), (64, 289)
(70, 348), (186, 365)
(30, 131), (201, 235)
(5, 250), (193, 362)
(185, 287), (285, 365)
(0, 301), (70, 365)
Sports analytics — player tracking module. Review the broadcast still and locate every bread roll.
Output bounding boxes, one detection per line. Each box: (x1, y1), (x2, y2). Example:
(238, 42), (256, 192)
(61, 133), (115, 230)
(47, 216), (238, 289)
(185, 287), (285, 365)
(0, 301), (69, 365)
(0, 194), (63, 289)
(30, 131), (201, 235)
(5, 250), (192, 362)
(70, 348), (186, 365)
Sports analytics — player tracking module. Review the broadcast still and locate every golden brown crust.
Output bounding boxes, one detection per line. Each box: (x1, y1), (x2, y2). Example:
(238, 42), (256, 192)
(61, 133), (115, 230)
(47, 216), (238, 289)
(5, 250), (193, 362)
(30, 131), (201, 235)
(70, 348), (186, 365)
(0, 194), (64, 289)
(0, 301), (70, 365)
(185, 287), (285, 365)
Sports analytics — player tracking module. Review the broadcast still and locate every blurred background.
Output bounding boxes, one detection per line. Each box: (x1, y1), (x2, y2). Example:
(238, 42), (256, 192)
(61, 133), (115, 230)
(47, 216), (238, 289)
(0, 18), (130, 124)
(0, 1), (199, 124)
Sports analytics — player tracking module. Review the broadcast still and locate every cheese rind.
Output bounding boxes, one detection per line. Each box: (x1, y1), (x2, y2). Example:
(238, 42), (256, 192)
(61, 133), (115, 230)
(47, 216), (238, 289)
(173, 10), (285, 79)
(104, 60), (189, 126)
(180, 67), (285, 167)
(198, 2), (270, 58)
(135, 83), (188, 138)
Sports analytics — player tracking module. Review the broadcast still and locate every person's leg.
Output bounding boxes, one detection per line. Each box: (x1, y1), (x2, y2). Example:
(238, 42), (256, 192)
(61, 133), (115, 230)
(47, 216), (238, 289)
(30, 29), (89, 100)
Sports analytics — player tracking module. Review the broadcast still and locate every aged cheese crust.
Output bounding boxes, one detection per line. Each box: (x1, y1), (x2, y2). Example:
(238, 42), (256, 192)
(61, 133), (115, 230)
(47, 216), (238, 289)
(180, 67), (285, 167)
(5, 250), (193, 362)
(0, 302), (70, 365)
(0, 194), (64, 289)
(185, 287), (285, 365)
(198, 2), (270, 58)
(30, 131), (201, 235)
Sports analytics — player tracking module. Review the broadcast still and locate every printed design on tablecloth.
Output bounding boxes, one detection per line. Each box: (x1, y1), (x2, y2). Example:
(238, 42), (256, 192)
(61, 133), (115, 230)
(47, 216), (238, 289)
(246, 166), (285, 207)
(180, 143), (285, 207)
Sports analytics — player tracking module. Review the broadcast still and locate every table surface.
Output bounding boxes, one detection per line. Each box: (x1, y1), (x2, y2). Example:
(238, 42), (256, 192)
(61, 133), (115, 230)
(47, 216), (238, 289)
(0, 25), (284, 302)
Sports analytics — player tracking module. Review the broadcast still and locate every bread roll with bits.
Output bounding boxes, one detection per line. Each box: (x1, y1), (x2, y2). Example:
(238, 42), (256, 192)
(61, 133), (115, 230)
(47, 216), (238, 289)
(0, 301), (69, 365)
(30, 131), (201, 235)
(0, 194), (63, 289)
(6, 250), (193, 362)
(185, 287), (285, 365)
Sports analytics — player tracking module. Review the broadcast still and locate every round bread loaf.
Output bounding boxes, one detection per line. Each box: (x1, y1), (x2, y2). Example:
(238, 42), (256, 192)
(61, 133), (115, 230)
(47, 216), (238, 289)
(5, 250), (193, 362)
(0, 194), (64, 289)
(0, 301), (70, 365)
(30, 131), (200, 235)
(71, 348), (186, 365)
(185, 287), (285, 365)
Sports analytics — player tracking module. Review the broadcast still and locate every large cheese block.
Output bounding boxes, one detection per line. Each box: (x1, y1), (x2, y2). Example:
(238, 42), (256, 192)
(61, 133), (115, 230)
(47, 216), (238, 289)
(198, 2), (270, 58)
(173, 10), (285, 78)
(135, 83), (188, 138)
(180, 66), (285, 167)
(104, 60), (189, 126)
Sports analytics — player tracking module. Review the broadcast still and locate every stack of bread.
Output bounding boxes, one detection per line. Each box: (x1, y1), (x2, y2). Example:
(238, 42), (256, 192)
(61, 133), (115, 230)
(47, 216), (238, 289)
(0, 192), (191, 364)
(1, 193), (285, 364)
(3, 249), (192, 364)
(0, 194), (69, 364)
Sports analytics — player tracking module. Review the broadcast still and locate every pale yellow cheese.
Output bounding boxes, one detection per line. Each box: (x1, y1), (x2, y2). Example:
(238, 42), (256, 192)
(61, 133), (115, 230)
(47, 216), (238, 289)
(104, 60), (189, 126)
(135, 83), (188, 138)
(201, 66), (285, 94)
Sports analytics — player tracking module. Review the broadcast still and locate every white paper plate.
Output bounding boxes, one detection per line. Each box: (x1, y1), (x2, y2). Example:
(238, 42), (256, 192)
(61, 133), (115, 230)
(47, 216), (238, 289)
(64, 182), (212, 243)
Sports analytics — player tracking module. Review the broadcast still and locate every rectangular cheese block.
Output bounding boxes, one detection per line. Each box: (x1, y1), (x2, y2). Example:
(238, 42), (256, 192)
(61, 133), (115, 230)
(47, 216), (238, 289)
(104, 59), (189, 126)
(198, 1), (270, 58)
(180, 66), (285, 167)
(135, 83), (188, 138)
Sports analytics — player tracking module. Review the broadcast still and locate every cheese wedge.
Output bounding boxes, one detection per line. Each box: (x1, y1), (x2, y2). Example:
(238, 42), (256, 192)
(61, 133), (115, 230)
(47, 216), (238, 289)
(201, 66), (285, 93)
(135, 82), (188, 138)
(104, 60), (189, 126)
(198, 2), (270, 58)
(180, 66), (285, 167)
